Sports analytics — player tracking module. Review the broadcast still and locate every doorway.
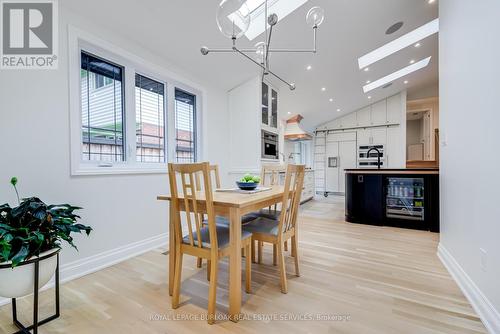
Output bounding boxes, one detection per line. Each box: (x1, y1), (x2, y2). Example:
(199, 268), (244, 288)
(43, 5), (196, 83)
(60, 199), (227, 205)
(406, 109), (432, 161)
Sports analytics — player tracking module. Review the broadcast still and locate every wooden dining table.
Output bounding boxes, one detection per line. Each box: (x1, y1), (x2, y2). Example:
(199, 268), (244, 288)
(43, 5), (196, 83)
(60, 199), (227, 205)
(157, 185), (285, 322)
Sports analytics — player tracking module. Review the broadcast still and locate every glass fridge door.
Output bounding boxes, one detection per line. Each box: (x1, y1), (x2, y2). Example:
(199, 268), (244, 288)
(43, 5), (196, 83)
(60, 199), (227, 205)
(386, 177), (425, 221)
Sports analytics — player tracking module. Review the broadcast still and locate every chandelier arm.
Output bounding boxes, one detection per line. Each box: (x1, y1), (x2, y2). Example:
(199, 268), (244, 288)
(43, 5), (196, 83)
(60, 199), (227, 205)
(233, 46), (295, 90)
(203, 48), (258, 53)
(265, 25), (273, 70)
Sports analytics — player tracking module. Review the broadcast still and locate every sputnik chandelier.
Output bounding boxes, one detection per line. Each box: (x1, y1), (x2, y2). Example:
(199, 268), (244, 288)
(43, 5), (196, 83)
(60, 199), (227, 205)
(201, 0), (325, 90)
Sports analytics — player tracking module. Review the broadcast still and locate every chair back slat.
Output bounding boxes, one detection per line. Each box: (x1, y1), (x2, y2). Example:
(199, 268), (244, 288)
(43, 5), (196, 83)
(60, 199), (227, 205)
(168, 162), (217, 251)
(261, 164), (286, 212)
(277, 164), (305, 236)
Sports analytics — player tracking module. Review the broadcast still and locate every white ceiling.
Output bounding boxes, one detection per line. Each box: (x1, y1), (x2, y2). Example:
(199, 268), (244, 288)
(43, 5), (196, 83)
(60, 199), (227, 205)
(62, 0), (439, 130)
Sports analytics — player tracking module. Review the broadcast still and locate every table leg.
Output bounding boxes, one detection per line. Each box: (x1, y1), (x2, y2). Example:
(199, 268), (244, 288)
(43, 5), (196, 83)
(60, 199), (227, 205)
(168, 201), (176, 296)
(229, 207), (242, 322)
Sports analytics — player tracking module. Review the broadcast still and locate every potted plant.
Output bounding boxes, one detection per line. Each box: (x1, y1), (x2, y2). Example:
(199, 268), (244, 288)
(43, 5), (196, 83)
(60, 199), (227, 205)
(0, 177), (92, 298)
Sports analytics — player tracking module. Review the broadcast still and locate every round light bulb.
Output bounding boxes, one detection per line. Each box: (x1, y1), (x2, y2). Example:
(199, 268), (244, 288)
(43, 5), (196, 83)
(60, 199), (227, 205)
(216, 0), (251, 39)
(306, 6), (325, 28)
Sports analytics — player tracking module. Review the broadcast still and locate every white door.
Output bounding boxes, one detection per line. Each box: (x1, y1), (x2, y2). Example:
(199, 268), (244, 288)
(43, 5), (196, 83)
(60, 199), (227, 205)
(338, 140), (357, 192)
(325, 141), (339, 192)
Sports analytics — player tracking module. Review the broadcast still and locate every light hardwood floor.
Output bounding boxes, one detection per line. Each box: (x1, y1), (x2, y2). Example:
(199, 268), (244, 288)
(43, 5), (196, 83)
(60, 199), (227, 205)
(0, 196), (486, 333)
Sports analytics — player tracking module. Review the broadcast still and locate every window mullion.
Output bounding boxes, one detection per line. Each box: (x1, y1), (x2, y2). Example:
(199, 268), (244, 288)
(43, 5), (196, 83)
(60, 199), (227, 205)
(124, 65), (137, 164)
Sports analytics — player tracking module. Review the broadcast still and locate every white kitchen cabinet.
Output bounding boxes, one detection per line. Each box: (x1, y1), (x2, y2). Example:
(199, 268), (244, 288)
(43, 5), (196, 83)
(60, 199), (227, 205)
(386, 126), (404, 168)
(371, 127), (387, 145)
(357, 128), (371, 146)
(341, 112), (357, 128)
(329, 118), (342, 130)
(356, 106), (371, 127)
(357, 127), (386, 145)
(386, 94), (401, 124)
(371, 100), (387, 125)
(325, 132), (356, 193)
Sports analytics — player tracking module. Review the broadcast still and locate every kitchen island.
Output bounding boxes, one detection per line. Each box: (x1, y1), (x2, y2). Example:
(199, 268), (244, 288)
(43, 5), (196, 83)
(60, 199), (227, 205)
(345, 169), (439, 232)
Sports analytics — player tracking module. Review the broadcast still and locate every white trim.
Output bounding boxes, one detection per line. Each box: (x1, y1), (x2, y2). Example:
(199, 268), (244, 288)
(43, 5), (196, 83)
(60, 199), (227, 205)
(68, 25), (205, 176)
(438, 243), (500, 334)
(0, 233), (168, 306)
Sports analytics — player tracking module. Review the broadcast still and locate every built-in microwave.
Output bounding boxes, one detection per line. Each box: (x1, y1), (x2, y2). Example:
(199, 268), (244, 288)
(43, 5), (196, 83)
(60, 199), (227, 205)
(262, 130), (279, 160)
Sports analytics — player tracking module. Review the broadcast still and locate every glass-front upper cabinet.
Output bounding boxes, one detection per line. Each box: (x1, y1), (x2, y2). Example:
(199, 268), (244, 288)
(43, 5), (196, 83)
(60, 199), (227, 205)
(271, 89), (278, 128)
(261, 81), (278, 129)
(261, 82), (269, 126)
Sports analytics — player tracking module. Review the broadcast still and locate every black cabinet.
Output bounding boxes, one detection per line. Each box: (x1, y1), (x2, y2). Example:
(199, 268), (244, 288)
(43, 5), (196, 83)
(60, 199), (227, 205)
(346, 174), (383, 226)
(345, 171), (439, 232)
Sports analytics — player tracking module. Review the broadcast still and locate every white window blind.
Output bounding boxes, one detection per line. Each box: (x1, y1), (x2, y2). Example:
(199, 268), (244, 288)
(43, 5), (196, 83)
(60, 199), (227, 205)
(135, 74), (166, 162)
(174, 89), (196, 163)
(81, 52), (125, 162)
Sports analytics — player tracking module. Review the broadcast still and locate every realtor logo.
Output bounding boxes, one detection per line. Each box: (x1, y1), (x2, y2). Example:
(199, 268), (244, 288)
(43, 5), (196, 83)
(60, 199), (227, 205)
(1, 0), (58, 69)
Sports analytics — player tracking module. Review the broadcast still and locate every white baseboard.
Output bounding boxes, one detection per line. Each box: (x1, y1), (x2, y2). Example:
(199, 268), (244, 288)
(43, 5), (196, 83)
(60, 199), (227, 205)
(438, 243), (500, 334)
(0, 233), (168, 307)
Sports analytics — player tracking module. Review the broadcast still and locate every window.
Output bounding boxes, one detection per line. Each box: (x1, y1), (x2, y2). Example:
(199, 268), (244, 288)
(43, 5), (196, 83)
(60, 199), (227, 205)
(135, 74), (166, 162)
(81, 52), (125, 162)
(70, 30), (203, 175)
(175, 89), (196, 163)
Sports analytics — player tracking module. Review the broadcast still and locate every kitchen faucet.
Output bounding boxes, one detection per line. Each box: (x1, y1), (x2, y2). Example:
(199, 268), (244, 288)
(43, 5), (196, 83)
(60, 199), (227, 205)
(366, 147), (382, 169)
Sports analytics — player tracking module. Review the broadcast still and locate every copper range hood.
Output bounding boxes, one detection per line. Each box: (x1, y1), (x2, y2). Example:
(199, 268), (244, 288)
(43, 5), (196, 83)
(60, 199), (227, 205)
(284, 114), (312, 141)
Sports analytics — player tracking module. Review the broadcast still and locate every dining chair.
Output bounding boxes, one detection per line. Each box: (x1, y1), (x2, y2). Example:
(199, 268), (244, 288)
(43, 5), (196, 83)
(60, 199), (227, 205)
(168, 162), (252, 324)
(196, 164), (257, 268)
(253, 164), (286, 264)
(242, 164), (305, 294)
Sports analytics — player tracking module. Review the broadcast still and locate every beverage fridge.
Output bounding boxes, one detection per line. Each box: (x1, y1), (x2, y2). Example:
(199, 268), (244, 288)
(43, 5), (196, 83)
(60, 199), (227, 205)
(384, 175), (439, 231)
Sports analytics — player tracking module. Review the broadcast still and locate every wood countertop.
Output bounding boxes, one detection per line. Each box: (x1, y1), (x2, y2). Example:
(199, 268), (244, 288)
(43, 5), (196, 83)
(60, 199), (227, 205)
(345, 169), (439, 175)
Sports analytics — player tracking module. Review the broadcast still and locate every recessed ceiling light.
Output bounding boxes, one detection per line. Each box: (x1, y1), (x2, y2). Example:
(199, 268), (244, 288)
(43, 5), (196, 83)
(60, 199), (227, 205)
(404, 80), (409, 84)
(287, 111), (291, 114)
(337, 108), (341, 112)
(358, 18), (439, 69)
(415, 42), (421, 48)
(428, 0), (436, 3)
(329, 98), (333, 102)
(368, 96), (372, 99)
(363, 57), (431, 93)
(364, 67), (370, 72)
(410, 59), (415, 64)
(366, 80), (371, 84)
(306, 65), (312, 70)
(321, 87), (326, 91)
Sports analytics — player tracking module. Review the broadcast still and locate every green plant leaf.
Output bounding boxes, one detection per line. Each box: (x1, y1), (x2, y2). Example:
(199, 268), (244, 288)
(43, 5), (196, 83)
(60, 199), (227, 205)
(11, 246), (29, 267)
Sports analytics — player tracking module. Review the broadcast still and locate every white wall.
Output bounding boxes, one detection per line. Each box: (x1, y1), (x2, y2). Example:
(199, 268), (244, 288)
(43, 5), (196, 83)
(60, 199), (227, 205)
(0, 5), (229, 281)
(439, 1), (500, 332)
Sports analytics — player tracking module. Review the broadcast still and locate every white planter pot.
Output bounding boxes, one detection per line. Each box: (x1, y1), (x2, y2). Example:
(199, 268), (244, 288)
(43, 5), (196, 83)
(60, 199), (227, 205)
(0, 248), (59, 298)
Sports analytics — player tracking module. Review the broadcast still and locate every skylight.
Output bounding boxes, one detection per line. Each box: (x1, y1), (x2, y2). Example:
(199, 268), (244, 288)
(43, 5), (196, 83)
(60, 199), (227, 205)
(363, 57), (432, 93)
(358, 19), (439, 69)
(231, 0), (310, 41)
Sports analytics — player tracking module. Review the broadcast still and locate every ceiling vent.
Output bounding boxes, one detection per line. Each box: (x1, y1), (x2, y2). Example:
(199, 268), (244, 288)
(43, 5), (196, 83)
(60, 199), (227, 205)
(382, 82), (393, 89)
(386, 21), (404, 35)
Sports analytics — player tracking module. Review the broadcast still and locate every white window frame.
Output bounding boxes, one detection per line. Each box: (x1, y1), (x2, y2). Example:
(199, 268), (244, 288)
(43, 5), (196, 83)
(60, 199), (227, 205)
(68, 26), (204, 175)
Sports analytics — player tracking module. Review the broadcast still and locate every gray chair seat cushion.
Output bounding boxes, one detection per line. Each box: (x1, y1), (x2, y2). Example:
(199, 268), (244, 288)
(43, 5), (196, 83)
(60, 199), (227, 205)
(182, 225), (252, 249)
(207, 214), (261, 227)
(242, 217), (280, 236)
(244, 209), (281, 221)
